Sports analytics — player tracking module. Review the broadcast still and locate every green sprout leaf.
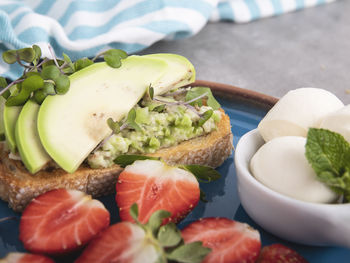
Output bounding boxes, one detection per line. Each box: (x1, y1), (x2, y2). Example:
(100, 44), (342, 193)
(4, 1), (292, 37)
(0, 77), (10, 99)
(305, 128), (350, 201)
(181, 164), (221, 183)
(147, 209), (171, 235)
(107, 117), (121, 134)
(33, 82), (56, 104)
(32, 45), (42, 66)
(54, 74), (70, 94)
(185, 87), (220, 110)
(41, 65), (60, 80)
(126, 108), (142, 132)
(114, 154), (161, 168)
(2, 50), (17, 64)
(166, 241), (211, 263)
(197, 109), (213, 127)
(6, 75), (44, 106)
(18, 47), (35, 63)
(152, 104), (166, 113)
(62, 53), (75, 74)
(103, 49), (128, 68)
(158, 223), (182, 248)
(74, 57), (93, 71)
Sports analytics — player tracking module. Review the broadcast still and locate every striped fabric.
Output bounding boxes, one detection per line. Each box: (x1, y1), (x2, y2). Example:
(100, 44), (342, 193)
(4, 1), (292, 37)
(0, 0), (335, 79)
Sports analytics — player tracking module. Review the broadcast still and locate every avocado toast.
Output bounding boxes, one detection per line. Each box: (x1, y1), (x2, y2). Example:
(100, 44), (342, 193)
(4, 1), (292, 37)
(0, 47), (233, 211)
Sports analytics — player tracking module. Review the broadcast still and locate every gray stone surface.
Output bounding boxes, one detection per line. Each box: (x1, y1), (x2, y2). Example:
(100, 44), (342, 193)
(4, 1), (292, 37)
(139, 0), (350, 104)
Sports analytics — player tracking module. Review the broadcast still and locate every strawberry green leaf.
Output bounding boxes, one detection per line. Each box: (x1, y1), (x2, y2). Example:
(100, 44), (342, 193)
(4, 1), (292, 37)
(305, 128), (350, 201)
(147, 209), (171, 235)
(129, 203), (139, 222)
(185, 87), (220, 110)
(166, 241), (211, 263)
(114, 155), (161, 168)
(157, 223), (182, 247)
(181, 164), (221, 183)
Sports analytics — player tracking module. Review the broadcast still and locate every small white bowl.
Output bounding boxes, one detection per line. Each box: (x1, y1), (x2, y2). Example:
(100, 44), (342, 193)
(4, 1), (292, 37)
(234, 129), (350, 248)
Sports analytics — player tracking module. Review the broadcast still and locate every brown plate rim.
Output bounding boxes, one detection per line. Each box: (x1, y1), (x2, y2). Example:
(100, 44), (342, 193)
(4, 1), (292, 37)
(193, 80), (278, 110)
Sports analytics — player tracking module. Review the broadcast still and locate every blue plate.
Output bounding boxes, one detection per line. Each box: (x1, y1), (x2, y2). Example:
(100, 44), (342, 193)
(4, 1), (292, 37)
(0, 82), (349, 262)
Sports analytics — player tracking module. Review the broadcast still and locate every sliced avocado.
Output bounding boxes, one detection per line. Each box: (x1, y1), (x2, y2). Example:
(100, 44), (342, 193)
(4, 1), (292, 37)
(3, 105), (22, 153)
(15, 99), (51, 173)
(38, 56), (169, 173)
(144, 53), (196, 95)
(0, 96), (5, 140)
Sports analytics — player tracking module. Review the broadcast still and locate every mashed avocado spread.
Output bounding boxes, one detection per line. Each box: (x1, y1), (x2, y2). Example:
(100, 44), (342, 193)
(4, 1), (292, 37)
(88, 89), (221, 168)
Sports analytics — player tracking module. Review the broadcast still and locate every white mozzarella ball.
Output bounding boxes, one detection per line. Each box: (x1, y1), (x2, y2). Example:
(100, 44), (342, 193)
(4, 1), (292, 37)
(250, 136), (338, 203)
(258, 88), (344, 142)
(320, 105), (350, 143)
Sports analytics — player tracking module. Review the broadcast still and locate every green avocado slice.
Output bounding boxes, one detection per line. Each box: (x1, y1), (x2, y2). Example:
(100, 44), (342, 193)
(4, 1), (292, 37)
(3, 105), (22, 153)
(37, 56), (169, 173)
(15, 99), (51, 174)
(144, 53), (196, 95)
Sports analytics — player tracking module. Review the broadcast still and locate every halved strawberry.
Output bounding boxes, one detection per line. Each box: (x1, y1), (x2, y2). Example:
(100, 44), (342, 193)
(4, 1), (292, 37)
(116, 160), (200, 224)
(75, 221), (162, 263)
(256, 244), (309, 263)
(19, 189), (110, 255)
(0, 252), (54, 263)
(76, 205), (211, 263)
(181, 217), (261, 263)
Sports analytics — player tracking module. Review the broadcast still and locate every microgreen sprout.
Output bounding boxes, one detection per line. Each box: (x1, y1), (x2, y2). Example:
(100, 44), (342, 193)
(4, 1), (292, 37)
(0, 45), (128, 106)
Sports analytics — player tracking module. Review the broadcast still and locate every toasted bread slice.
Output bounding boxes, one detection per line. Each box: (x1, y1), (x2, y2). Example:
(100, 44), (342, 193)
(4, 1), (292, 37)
(0, 110), (232, 212)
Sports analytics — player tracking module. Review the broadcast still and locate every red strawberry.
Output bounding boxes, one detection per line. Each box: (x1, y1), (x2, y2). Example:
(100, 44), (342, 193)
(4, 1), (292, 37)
(76, 205), (211, 263)
(181, 217), (261, 263)
(257, 244), (309, 263)
(0, 252), (54, 263)
(116, 160), (200, 224)
(75, 221), (162, 263)
(19, 189), (110, 255)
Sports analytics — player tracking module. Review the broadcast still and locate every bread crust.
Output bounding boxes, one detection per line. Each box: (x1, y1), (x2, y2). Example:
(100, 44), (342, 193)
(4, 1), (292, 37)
(0, 110), (232, 212)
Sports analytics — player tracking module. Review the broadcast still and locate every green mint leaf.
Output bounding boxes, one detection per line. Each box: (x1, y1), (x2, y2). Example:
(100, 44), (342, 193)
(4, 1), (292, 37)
(185, 87), (220, 110)
(197, 109), (213, 127)
(157, 222), (182, 247)
(2, 50), (17, 64)
(181, 164), (221, 183)
(114, 154), (161, 167)
(305, 128), (350, 201)
(166, 241), (211, 263)
(129, 203), (139, 222)
(74, 58), (93, 71)
(147, 209), (171, 235)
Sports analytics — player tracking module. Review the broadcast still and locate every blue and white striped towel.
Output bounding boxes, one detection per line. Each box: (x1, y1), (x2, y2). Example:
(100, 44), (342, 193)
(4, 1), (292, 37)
(0, 0), (335, 80)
